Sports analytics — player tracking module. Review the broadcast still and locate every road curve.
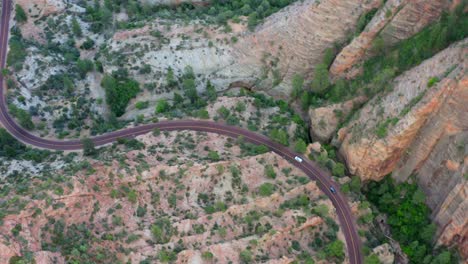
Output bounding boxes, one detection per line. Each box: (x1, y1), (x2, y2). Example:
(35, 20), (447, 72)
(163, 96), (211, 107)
(0, 0), (362, 263)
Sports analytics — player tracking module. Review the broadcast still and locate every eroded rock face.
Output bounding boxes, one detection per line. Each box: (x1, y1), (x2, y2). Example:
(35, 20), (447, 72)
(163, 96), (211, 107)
(228, 0), (381, 97)
(308, 96), (367, 142)
(337, 39), (467, 254)
(330, 0), (451, 79)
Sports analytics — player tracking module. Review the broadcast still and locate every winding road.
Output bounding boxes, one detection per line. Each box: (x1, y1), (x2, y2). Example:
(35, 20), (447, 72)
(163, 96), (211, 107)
(0, 0), (362, 263)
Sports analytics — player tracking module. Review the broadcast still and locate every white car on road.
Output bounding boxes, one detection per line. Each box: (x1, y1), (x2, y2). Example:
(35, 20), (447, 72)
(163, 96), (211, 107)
(294, 156), (303, 163)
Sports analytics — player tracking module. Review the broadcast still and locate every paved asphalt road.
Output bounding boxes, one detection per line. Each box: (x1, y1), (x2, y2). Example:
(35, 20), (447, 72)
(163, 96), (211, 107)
(0, 0), (363, 263)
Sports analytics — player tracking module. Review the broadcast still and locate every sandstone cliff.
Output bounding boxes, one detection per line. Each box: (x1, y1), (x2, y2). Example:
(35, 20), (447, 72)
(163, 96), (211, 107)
(336, 39), (467, 254)
(228, 0), (381, 97)
(329, 0), (451, 79)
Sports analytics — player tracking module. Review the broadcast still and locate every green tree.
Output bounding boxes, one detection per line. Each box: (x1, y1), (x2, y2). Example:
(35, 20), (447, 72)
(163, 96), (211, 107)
(127, 189), (137, 203)
(325, 240), (344, 260)
(81, 138), (95, 156)
(183, 78), (198, 103)
(81, 37), (95, 50)
(166, 68), (177, 88)
(247, 12), (258, 30)
(291, 74), (304, 99)
(206, 81), (217, 101)
(311, 63), (330, 93)
(294, 139), (307, 153)
(332, 162), (346, 177)
(322, 47), (335, 67)
(15, 4), (27, 23)
(71, 16), (82, 37)
(155, 99), (170, 114)
(76, 59), (94, 78)
(269, 129), (288, 146)
(430, 251), (452, 264)
(349, 176), (361, 193)
(102, 74), (140, 116)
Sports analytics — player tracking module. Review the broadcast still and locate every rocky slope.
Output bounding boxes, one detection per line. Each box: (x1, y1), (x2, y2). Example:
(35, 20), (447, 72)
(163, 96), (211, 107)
(336, 39), (467, 255)
(329, 0), (451, 79)
(0, 131), (353, 263)
(109, 0), (382, 98)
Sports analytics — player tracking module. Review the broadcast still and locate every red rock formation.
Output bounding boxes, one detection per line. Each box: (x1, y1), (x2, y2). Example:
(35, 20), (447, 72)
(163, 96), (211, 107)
(330, 0), (451, 79)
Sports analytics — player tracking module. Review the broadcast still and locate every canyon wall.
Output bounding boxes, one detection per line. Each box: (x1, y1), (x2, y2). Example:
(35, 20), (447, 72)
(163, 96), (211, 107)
(336, 39), (467, 255)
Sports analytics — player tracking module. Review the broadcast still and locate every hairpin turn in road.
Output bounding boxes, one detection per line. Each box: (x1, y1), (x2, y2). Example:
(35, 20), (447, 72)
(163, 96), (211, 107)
(0, 0), (362, 262)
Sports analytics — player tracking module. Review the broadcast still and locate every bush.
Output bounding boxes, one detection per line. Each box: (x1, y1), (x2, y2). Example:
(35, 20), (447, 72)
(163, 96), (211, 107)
(427, 77), (440, 87)
(356, 8), (378, 34)
(8, 104), (34, 130)
(258, 182), (275, 196)
(264, 164), (276, 179)
(201, 251), (214, 260)
(207, 151), (220, 161)
(151, 217), (174, 243)
(197, 109), (210, 119)
(239, 250), (253, 263)
(135, 101), (149, 110)
(81, 37), (95, 50)
(311, 63), (330, 93)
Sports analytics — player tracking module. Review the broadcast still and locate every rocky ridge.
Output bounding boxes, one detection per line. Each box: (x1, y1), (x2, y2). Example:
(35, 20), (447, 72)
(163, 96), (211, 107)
(330, 0), (451, 79)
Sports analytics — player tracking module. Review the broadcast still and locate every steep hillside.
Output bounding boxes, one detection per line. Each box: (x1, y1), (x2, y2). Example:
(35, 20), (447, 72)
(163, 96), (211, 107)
(336, 39), (467, 256)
